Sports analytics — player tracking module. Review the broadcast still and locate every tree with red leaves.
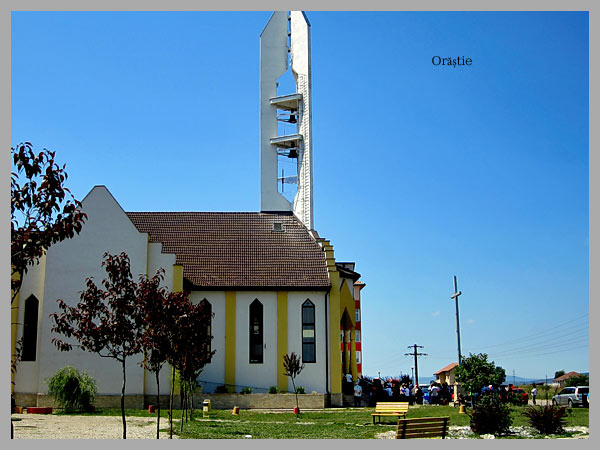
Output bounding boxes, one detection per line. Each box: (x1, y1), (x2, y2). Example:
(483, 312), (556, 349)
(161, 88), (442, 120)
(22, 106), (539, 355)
(137, 270), (171, 439)
(283, 352), (305, 415)
(50, 252), (145, 439)
(163, 294), (214, 438)
(11, 142), (86, 383)
(11, 142), (87, 304)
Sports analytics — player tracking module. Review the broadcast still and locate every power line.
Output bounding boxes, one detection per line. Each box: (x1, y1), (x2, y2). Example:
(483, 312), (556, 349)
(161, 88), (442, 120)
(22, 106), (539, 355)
(404, 344), (427, 385)
(488, 337), (589, 358)
(484, 329), (589, 356)
(469, 313), (588, 351)
(492, 343), (589, 360)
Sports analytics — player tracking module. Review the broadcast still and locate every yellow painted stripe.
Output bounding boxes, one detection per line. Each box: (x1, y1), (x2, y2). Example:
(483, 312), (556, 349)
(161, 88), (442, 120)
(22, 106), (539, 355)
(173, 264), (183, 292)
(224, 291), (236, 393)
(277, 291), (288, 392)
(170, 264), (184, 394)
(323, 241), (342, 395)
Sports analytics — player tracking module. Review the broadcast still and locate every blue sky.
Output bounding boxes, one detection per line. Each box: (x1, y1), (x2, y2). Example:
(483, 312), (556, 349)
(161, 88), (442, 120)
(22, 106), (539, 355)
(11, 11), (589, 381)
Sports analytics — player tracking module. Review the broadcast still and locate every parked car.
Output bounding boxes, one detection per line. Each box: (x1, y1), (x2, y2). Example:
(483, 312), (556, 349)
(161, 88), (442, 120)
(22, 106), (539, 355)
(509, 388), (529, 405)
(552, 386), (589, 408)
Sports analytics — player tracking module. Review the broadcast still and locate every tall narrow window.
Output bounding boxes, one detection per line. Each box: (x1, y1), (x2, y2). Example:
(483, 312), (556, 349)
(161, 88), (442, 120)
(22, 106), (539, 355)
(249, 299), (263, 364)
(302, 299), (316, 363)
(200, 299), (212, 362)
(22, 295), (39, 361)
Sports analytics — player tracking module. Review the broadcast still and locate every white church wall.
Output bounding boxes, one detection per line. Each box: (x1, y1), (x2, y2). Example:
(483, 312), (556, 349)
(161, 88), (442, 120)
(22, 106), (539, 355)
(235, 291), (278, 392)
(146, 242), (176, 290)
(13, 254), (47, 394)
(34, 185), (149, 395)
(287, 291), (327, 393)
(189, 291), (226, 394)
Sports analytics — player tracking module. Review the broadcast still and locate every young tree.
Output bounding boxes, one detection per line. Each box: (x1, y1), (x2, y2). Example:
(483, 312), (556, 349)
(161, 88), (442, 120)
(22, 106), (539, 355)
(177, 300), (214, 428)
(164, 294), (214, 437)
(454, 353), (506, 401)
(50, 252), (145, 439)
(283, 352), (305, 415)
(137, 270), (171, 439)
(11, 143), (86, 381)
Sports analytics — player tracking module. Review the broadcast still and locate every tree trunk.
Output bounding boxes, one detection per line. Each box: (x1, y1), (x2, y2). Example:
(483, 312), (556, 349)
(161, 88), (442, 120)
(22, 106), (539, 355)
(121, 358), (127, 439)
(155, 371), (160, 439)
(190, 382), (194, 421)
(292, 378), (299, 414)
(169, 367), (175, 439)
(180, 383), (186, 433)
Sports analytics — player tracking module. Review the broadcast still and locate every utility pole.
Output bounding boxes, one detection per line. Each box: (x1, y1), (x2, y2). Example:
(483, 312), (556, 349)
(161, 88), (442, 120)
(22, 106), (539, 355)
(451, 276), (463, 366)
(513, 369), (516, 385)
(405, 344), (427, 387)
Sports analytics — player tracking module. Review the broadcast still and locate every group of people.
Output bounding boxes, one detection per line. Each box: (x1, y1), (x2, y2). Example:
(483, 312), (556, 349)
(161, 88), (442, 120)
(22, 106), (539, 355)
(350, 375), (455, 407)
(428, 382), (453, 405)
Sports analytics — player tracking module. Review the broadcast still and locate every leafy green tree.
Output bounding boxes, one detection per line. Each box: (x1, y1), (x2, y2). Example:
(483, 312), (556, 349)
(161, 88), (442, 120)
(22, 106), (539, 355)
(565, 374), (588, 387)
(454, 353), (506, 398)
(46, 366), (97, 412)
(554, 370), (566, 380)
(468, 392), (512, 436)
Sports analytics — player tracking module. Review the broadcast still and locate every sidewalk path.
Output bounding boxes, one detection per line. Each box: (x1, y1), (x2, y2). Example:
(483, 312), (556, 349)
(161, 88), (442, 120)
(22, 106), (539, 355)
(12, 413), (178, 439)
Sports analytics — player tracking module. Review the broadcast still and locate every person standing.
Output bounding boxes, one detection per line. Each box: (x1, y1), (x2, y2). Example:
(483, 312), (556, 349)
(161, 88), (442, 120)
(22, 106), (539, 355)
(354, 381), (363, 407)
(415, 386), (424, 405)
(431, 385), (439, 405)
(531, 386), (538, 405)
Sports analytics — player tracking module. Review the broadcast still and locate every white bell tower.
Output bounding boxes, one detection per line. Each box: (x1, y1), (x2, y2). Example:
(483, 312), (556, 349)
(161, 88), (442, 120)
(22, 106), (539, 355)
(260, 11), (314, 230)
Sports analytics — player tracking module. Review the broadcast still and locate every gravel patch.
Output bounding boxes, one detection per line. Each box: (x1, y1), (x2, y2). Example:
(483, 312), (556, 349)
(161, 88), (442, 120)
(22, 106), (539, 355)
(375, 425), (589, 439)
(12, 413), (179, 439)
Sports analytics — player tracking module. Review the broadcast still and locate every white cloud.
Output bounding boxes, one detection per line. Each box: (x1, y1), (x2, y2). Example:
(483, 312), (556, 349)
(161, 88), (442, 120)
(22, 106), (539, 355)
(431, 310), (440, 317)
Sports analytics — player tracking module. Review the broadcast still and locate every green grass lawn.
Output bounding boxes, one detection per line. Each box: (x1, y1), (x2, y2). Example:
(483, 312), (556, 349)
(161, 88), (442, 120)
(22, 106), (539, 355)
(67, 404), (589, 439)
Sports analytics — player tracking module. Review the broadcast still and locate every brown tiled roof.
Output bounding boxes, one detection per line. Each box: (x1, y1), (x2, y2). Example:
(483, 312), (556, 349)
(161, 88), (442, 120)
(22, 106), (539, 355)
(434, 362), (459, 375)
(553, 371), (580, 382)
(125, 211), (330, 290)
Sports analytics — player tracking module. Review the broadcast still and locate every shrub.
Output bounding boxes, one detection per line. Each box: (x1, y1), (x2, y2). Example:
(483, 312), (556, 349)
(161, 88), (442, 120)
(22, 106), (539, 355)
(468, 393), (512, 436)
(295, 386), (306, 394)
(522, 405), (568, 435)
(45, 366), (97, 413)
(240, 387), (253, 394)
(268, 386), (279, 394)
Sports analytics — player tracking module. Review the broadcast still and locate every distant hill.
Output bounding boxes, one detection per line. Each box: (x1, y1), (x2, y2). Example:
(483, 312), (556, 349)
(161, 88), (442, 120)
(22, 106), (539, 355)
(366, 373), (588, 386)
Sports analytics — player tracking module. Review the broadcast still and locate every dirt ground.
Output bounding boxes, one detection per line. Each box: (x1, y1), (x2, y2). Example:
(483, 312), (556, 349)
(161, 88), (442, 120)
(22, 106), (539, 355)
(12, 411), (588, 440)
(11, 413), (179, 439)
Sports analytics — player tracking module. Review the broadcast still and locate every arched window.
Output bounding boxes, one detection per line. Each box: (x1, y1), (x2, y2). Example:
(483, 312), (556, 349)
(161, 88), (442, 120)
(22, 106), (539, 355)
(249, 299), (263, 364)
(302, 299), (316, 363)
(22, 295), (39, 361)
(200, 299), (212, 361)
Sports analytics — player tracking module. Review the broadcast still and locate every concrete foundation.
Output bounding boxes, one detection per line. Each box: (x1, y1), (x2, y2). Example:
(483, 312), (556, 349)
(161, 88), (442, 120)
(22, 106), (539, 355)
(15, 392), (331, 410)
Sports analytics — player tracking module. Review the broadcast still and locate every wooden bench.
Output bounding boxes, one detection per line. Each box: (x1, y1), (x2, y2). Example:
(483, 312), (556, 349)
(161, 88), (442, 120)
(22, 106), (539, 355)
(371, 402), (409, 424)
(396, 417), (450, 439)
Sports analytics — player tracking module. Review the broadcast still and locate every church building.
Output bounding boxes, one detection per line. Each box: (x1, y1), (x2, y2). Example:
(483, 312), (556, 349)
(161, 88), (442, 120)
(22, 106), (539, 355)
(11, 11), (365, 408)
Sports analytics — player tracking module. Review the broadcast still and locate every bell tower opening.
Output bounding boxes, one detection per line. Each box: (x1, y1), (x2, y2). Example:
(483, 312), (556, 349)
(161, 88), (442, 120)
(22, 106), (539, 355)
(260, 11), (314, 230)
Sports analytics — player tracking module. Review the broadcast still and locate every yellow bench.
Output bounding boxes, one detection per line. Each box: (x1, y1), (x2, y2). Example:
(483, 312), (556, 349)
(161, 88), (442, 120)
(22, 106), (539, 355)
(371, 402), (409, 424)
(396, 416), (450, 439)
